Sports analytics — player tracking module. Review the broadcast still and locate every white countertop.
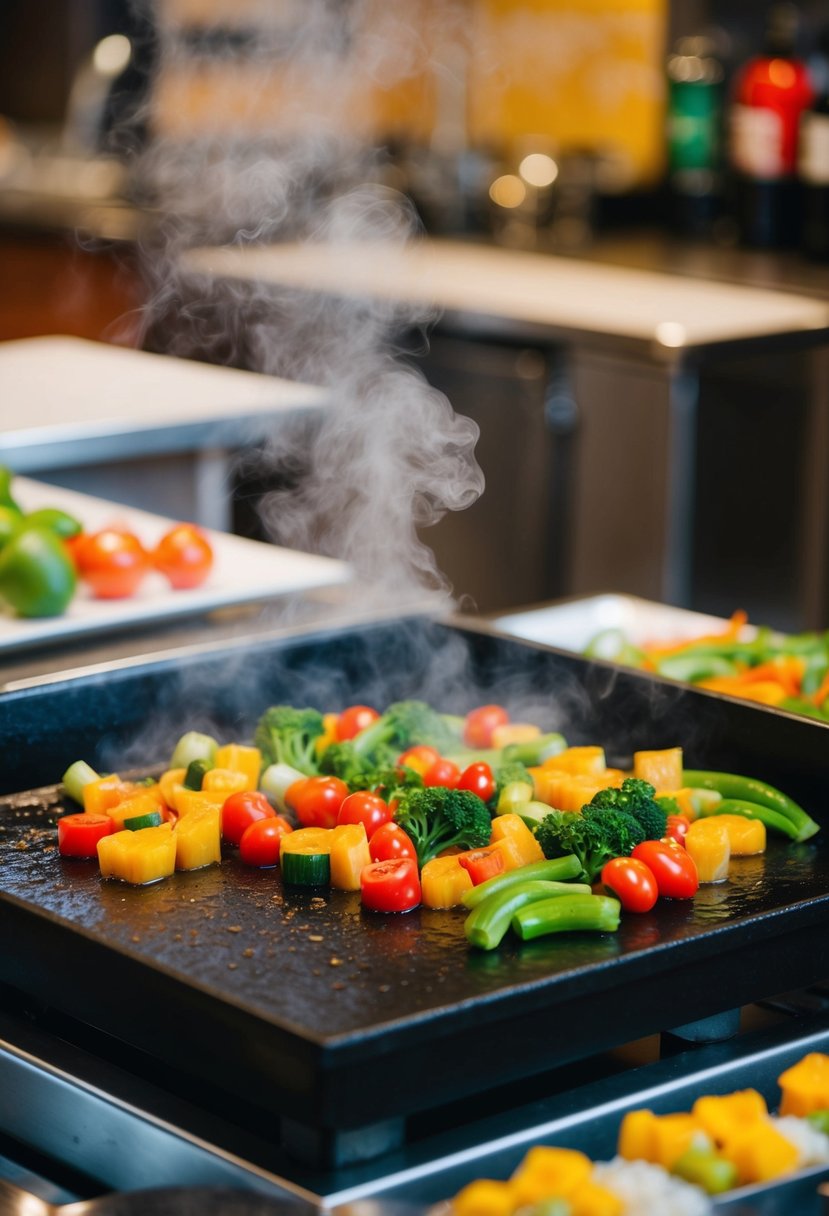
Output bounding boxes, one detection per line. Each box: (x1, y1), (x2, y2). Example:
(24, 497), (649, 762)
(0, 336), (326, 469)
(182, 239), (829, 353)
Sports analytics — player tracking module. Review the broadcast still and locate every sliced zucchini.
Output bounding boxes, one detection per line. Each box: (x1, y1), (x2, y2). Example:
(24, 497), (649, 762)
(281, 848), (330, 887)
(183, 757), (213, 791)
(62, 760), (101, 806)
(123, 810), (163, 831)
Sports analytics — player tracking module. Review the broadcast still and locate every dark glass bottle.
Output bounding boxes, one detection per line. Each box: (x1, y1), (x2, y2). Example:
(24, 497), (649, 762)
(799, 30), (829, 259)
(666, 35), (725, 236)
(728, 3), (814, 248)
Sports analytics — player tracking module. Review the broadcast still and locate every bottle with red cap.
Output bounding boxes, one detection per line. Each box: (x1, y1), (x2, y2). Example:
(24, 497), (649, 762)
(728, 2), (814, 248)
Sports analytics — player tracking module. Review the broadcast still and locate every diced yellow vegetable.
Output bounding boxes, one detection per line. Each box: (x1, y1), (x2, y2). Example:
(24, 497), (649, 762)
(529, 769), (622, 812)
(97, 824), (176, 885)
(214, 744), (261, 791)
(175, 805), (221, 870)
(569, 1180), (624, 1216)
(83, 773), (128, 815)
(633, 747), (683, 792)
(711, 813), (766, 856)
(778, 1053), (829, 1117)
(159, 768), (186, 809)
(173, 787), (227, 815)
(540, 746), (607, 776)
(656, 787), (698, 820)
(721, 1121), (799, 1185)
(489, 814), (544, 866)
(281, 827), (333, 856)
(421, 854), (473, 908)
(330, 823), (371, 890)
(692, 1090), (768, 1144)
(650, 1113), (703, 1169)
(510, 1146), (592, 1202)
(618, 1109), (658, 1162)
(685, 818), (730, 883)
(202, 767), (249, 796)
(107, 792), (165, 830)
(453, 1179), (514, 1216)
(315, 713), (340, 757)
(491, 723), (541, 749)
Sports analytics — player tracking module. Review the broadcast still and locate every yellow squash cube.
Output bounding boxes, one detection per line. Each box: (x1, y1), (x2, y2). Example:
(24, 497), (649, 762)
(421, 854), (473, 908)
(330, 823), (371, 890)
(633, 747), (683, 791)
(453, 1180), (514, 1216)
(692, 1090), (768, 1145)
(97, 824), (176, 885)
(510, 1146), (592, 1202)
(490, 814), (544, 866)
(214, 744), (261, 791)
(779, 1053), (829, 1117)
(175, 806), (221, 870)
(685, 819), (730, 883)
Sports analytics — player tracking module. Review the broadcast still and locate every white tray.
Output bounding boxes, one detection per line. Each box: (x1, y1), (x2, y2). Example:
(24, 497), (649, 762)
(0, 478), (350, 652)
(491, 594), (755, 655)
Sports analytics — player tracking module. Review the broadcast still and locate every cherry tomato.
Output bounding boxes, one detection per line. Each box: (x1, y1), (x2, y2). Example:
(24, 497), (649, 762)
(57, 812), (113, 858)
(290, 775), (349, 829)
(463, 704), (509, 749)
(221, 790), (275, 846)
(457, 761), (496, 802)
(632, 840), (699, 900)
(369, 820), (418, 863)
(76, 528), (150, 599)
(665, 814), (691, 846)
(152, 524), (214, 590)
(601, 857), (659, 913)
(397, 745), (440, 776)
(337, 790), (391, 836)
(458, 846), (505, 886)
(423, 758), (461, 788)
(361, 857), (421, 913)
(335, 705), (380, 741)
(239, 815), (293, 867)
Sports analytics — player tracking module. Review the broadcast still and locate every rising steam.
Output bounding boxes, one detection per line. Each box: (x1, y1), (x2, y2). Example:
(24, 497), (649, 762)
(128, 0), (484, 607)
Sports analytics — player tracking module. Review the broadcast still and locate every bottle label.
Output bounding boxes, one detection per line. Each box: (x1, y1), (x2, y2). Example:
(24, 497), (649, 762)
(730, 103), (786, 178)
(800, 111), (829, 185)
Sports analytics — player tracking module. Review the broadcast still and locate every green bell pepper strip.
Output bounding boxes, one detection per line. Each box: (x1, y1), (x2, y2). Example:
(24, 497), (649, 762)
(696, 797), (802, 840)
(465, 879), (593, 951)
(462, 855), (582, 909)
(682, 770), (820, 842)
(511, 893), (620, 942)
(655, 653), (740, 683)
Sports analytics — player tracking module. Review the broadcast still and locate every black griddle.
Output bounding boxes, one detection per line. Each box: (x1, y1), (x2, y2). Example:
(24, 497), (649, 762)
(2, 615), (829, 1168)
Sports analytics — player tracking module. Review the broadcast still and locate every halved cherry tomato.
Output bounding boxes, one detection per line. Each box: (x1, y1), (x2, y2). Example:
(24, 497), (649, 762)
(423, 758), (461, 788)
(75, 528), (150, 599)
(457, 762), (496, 802)
(368, 820), (417, 863)
(458, 846), (505, 886)
(632, 840), (699, 900)
(601, 856), (659, 913)
(290, 775), (349, 829)
(335, 705), (380, 741)
(221, 790), (275, 845)
(397, 745), (440, 776)
(463, 704), (509, 749)
(239, 815), (293, 867)
(665, 814), (691, 846)
(361, 857), (421, 913)
(337, 791), (391, 836)
(57, 812), (113, 858)
(152, 524), (214, 590)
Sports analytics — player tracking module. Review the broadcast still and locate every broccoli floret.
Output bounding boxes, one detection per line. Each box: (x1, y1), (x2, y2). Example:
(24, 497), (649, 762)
(534, 805), (645, 884)
(492, 759), (533, 808)
(590, 778), (667, 841)
(351, 700), (461, 763)
(393, 786), (492, 867)
(319, 741), (424, 799)
(253, 706), (325, 775)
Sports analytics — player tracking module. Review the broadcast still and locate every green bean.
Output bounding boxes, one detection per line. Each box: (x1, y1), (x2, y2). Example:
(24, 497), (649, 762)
(697, 797), (800, 840)
(683, 770), (820, 842)
(511, 894), (620, 942)
(672, 1146), (738, 1194)
(465, 880), (592, 951)
(462, 855), (582, 909)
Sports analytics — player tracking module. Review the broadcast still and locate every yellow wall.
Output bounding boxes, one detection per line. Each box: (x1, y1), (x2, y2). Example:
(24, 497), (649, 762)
(153, 0), (668, 187)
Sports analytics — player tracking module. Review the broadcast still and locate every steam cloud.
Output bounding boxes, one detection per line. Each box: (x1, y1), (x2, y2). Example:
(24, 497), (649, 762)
(129, 0), (484, 608)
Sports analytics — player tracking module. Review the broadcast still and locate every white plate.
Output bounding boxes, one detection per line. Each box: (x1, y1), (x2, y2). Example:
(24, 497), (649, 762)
(0, 478), (350, 652)
(491, 594), (755, 655)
